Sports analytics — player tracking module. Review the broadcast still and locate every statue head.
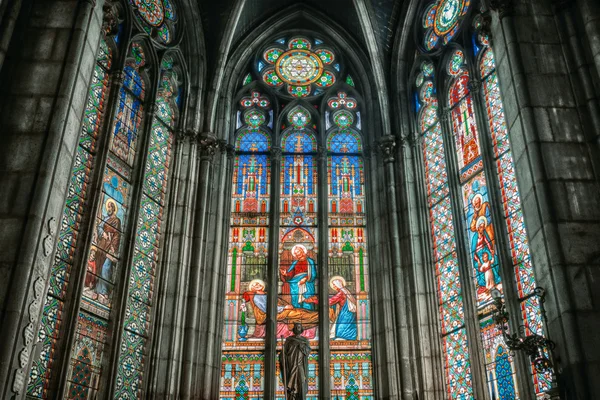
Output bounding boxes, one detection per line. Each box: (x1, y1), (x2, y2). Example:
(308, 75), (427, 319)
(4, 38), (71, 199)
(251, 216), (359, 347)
(292, 322), (303, 336)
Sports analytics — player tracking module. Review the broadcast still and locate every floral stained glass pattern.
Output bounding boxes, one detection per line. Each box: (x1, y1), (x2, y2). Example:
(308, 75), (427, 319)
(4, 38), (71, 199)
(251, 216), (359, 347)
(260, 37), (338, 98)
(420, 0), (471, 52)
(128, 0), (178, 45)
(416, 61), (473, 399)
(220, 90), (273, 399)
(27, 38), (114, 399)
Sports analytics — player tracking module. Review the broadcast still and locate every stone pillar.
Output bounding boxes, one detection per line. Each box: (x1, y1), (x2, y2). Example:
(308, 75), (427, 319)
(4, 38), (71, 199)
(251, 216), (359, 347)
(198, 139), (234, 398)
(316, 146), (331, 398)
(0, 0), (106, 396)
(489, 0), (600, 397)
(264, 146), (281, 399)
(378, 135), (414, 399)
(180, 132), (218, 399)
(554, 0), (600, 156)
(576, 0), (600, 82)
(402, 133), (445, 400)
(149, 129), (199, 398)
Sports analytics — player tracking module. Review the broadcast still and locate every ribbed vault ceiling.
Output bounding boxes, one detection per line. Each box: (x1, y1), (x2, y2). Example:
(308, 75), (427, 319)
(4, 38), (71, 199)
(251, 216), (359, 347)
(197, 0), (402, 72)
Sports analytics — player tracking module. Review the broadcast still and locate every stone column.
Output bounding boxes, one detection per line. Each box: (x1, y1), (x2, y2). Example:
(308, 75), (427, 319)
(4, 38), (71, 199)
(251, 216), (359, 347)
(402, 133), (445, 400)
(0, 0), (106, 396)
(576, 0), (600, 82)
(264, 146), (281, 399)
(488, 0), (600, 397)
(149, 129), (199, 398)
(554, 0), (600, 156)
(317, 146), (331, 398)
(180, 132), (218, 399)
(378, 135), (414, 398)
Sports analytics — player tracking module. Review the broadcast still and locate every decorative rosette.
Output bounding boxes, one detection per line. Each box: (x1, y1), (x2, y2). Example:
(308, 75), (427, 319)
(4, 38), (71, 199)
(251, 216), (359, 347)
(129, 0), (178, 45)
(258, 36), (339, 98)
(417, 0), (471, 53)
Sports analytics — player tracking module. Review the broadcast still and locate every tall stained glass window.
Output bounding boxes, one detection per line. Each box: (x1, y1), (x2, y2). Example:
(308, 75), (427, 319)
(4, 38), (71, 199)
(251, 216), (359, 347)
(326, 92), (373, 398)
(27, 0), (186, 397)
(220, 90), (272, 399)
(221, 36), (373, 399)
(413, 1), (552, 399)
(27, 34), (117, 400)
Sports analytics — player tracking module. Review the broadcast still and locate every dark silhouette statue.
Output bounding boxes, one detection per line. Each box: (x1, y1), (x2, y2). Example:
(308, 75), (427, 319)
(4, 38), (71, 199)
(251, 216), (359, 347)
(279, 323), (311, 400)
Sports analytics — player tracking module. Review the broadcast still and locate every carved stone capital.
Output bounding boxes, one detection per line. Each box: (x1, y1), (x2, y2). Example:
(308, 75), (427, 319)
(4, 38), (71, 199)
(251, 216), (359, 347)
(378, 135), (397, 164)
(176, 129), (197, 143)
(197, 133), (218, 161)
(478, 11), (493, 41)
(440, 108), (451, 123)
(469, 78), (482, 92)
(111, 70), (126, 86)
(102, 1), (119, 36)
(488, 0), (513, 19)
(270, 146), (282, 162)
(317, 146), (327, 162)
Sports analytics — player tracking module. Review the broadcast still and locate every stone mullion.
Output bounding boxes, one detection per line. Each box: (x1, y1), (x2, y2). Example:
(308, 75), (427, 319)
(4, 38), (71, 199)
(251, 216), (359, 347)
(105, 77), (161, 397)
(408, 132), (446, 399)
(468, 70), (534, 397)
(180, 133), (219, 399)
(575, 0), (600, 84)
(439, 110), (488, 399)
(54, 13), (134, 399)
(317, 146), (330, 399)
(377, 135), (414, 398)
(264, 146), (281, 399)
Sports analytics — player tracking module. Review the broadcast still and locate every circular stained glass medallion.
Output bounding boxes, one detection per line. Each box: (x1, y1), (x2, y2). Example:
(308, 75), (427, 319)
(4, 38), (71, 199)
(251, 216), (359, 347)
(135, 0), (164, 26)
(275, 50), (324, 86)
(130, 0), (177, 45)
(434, 0), (462, 36)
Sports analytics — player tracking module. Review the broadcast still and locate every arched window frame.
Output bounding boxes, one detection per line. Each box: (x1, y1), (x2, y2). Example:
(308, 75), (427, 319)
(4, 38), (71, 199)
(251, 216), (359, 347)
(26, 1), (189, 399)
(220, 33), (374, 399)
(411, 4), (554, 399)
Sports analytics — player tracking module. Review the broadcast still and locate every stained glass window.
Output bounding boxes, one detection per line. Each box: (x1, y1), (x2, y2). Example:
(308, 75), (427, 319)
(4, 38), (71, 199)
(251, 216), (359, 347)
(27, 36), (115, 399)
(419, 0), (471, 53)
(64, 41), (149, 399)
(128, 0), (178, 45)
(414, 5), (552, 398)
(326, 91), (373, 398)
(223, 38), (372, 397)
(475, 29), (552, 396)
(220, 89), (272, 399)
(113, 54), (181, 399)
(415, 61), (474, 399)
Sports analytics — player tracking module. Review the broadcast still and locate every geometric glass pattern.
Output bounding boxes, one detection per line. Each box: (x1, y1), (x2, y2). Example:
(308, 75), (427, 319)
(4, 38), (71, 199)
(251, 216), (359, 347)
(65, 41), (150, 399)
(476, 32), (552, 396)
(128, 0), (178, 45)
(445, 47), (519, 400)
(420, 0), (471, 52)
(327, 93), (372, 397)
(27, 37), (115, 400)
(260, 36), (337, 98)
(113, 54), (181, 399)
(221, 89), (272, 398)
(415, 60), (474, 399)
